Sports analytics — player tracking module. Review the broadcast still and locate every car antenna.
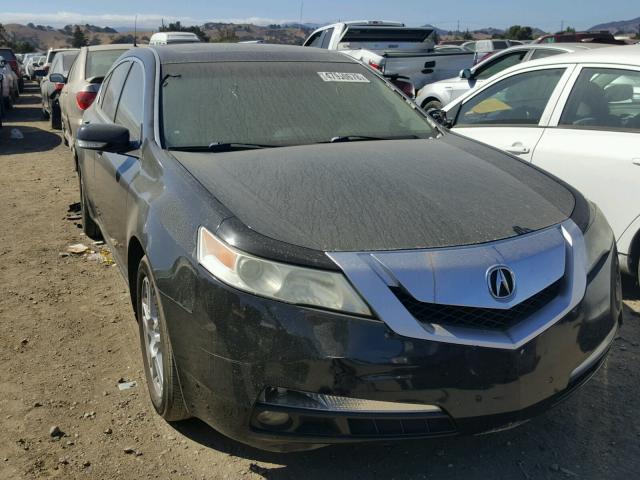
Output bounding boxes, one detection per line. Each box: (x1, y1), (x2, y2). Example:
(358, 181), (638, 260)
(133, 15), (138, 47)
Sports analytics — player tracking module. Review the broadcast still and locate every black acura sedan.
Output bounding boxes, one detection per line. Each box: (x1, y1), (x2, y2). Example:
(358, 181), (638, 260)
(76, 43), (622, 452)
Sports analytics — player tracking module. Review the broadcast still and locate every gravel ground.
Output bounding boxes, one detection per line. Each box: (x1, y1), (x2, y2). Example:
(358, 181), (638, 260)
(0, 83), (639, 480)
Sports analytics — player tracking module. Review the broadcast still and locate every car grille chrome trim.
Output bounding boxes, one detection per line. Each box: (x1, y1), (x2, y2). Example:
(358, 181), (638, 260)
(327, 220), (587, 350)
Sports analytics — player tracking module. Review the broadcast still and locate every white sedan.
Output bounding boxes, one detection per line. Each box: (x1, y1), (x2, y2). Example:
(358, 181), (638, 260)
(438, 45), (640, 281)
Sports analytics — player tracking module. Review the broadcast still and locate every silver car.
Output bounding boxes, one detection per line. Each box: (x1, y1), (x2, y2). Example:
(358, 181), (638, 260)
(40, 50), (79, 129)
(416, 43), (609, 110)
(58, 44), (133, 156)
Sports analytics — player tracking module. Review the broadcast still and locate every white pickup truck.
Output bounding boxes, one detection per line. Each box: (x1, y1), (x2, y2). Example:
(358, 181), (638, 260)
(303, 21), (475, 90)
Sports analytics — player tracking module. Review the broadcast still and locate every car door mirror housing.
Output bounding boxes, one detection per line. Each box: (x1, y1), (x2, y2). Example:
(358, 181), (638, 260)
(460, 68), (473, 80)
(77, 124), (132, 154)
(49, 73), (66, 84)
(429, 109), (453, 128)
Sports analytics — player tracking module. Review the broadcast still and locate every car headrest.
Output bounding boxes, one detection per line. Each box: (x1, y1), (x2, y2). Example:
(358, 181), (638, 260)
(604, 84), (633, 102)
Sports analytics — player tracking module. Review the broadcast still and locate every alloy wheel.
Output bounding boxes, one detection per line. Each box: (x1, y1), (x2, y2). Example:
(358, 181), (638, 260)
(140, 276), (164, 399)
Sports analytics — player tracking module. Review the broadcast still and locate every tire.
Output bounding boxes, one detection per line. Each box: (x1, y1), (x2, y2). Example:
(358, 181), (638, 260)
(18, 78), (24, 93)
(5, 95), (13, 110)
(51, 104), (62, 130)
(42, 104), (49, 120)
(136, 256), (190, 422)
(78, 172), (102, 240)
(422, 99), (443, 112)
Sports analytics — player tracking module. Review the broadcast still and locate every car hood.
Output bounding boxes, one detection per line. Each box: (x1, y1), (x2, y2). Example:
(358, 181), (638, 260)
(172, 135), (575, 252)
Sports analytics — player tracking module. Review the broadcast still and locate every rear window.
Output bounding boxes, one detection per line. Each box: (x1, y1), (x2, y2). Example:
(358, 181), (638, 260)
(341, 27), (432, 43)
(85, 49), (128, 79)
(0, 48), (16, 61)
(161, 61), (436, 149)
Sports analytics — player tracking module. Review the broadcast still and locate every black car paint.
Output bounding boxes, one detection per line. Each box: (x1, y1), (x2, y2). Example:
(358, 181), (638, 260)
(77, 44), (619, 451)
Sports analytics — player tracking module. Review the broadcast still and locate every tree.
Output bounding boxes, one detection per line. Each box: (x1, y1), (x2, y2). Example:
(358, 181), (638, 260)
(565, 26), (576, 33)
(462, 29), (473, 40)
(505, 25), (533, 40)
(12, 41), (35, 53)
(71, 25), (88, 48)
(0, 23), (8, 45)
(89, 36), (101, 46)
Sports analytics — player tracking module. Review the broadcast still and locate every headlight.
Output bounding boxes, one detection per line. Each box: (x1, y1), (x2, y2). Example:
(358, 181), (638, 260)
(583, 202), (614, 273)
(197, 226), (371, 316)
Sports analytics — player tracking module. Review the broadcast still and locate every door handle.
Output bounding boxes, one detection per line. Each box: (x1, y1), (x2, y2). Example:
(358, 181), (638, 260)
(505, 143), (530, 155)
(633, 158), (640, 166)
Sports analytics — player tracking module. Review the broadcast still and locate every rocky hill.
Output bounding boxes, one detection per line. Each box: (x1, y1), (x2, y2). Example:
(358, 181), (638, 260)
(590, 16), (640, 34)
(1, 22), (312, 50)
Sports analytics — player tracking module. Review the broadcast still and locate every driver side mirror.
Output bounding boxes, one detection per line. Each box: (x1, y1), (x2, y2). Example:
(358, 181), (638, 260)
(77, 124), (133, 154)
(460, 68), (473, 80)
(49, 73), (66, 84)
(429, 109), (453, 128)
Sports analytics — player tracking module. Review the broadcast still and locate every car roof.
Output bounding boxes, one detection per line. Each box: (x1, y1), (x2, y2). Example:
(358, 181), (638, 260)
(149, 43), (355, 64)
(503, 44), (640, 70)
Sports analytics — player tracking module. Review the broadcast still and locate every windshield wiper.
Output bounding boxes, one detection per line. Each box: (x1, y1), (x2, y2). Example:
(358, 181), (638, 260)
(168, 142), (277, 153)
(328, 134), (420, 143)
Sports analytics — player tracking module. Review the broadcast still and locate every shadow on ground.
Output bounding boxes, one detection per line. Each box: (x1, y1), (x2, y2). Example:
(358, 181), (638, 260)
(0, 83), (62, 155)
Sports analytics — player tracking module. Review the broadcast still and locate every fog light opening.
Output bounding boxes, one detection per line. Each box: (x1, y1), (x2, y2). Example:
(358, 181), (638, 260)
(256, 410), (292, 428)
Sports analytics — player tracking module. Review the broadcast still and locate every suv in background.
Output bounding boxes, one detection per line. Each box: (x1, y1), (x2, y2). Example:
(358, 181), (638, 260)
(534, 31), (626, 45)
(0, 47), (23, 93)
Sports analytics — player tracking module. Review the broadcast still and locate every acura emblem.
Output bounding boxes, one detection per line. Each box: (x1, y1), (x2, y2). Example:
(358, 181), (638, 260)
(487, 266), (516, 299)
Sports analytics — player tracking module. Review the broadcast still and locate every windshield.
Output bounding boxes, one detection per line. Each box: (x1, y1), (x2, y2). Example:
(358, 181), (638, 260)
(86, 49), (128, 79)
(160, 61), (436, 150)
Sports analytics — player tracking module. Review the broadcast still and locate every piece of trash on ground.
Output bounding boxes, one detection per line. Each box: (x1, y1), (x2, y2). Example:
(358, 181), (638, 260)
(117, 381), (137, 391)
(66, 243), (89, 254)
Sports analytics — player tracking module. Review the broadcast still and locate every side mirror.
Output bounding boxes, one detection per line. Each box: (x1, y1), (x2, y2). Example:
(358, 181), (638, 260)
(428, 109), (453, 128)
(459, 68), (473, 80)
(49, 73), (66, 84)
(77, 124), (132, 154)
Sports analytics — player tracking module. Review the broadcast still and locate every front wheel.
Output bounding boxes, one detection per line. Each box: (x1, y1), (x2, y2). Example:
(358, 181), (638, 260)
(78, 172), (101, 240)
(136, 256), (190, 422)
(422, 99), (443, 112)
(51, 104), (62, 130)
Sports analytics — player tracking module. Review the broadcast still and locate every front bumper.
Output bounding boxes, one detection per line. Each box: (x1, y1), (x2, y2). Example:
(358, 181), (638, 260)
(158, 243), (620, 451)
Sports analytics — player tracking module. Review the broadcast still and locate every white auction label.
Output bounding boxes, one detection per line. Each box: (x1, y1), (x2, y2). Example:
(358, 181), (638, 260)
(317, 72), (370, 83)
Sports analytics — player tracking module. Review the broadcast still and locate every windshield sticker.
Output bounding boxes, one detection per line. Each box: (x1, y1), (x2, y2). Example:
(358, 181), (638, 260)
(317, 72), (370, 83)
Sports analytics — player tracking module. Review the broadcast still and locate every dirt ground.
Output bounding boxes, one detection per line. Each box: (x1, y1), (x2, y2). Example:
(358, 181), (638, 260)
(0, 83), (639, 480)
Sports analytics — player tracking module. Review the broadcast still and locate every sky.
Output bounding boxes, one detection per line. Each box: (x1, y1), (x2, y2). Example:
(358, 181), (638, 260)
(0, 0), (637, 32)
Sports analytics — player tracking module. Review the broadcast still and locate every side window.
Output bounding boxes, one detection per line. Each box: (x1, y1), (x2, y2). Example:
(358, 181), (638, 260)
(529, 48), (563, 61)
(456, 68), (565, 127)
(475, 50), (528, 80)
(305, 31), (325, 48)
(559, 68), (640, 132)
(100, 62), (132, 121)
(492, 41), (508, 50)
(320, 28), (334, 48)
(50, 56), (61, 75)
(67, 57), (77, 81)
(115, 63), (144, 143)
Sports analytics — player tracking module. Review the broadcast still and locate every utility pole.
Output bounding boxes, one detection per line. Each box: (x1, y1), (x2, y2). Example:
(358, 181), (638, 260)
(457, 20), (460, 34)
(299, 1), (304, 25)
(560, 20), (564, 33)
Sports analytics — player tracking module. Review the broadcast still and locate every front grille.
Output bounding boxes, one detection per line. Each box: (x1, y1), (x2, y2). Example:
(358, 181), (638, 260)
(391, 280), (562, 331)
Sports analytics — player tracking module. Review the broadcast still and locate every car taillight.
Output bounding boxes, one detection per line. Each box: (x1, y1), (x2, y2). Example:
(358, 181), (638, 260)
(54, 83), (65, 92)
(76, 91), (97, 110)
(9, 60), (18, 74)
(368, 60), (383, 72)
